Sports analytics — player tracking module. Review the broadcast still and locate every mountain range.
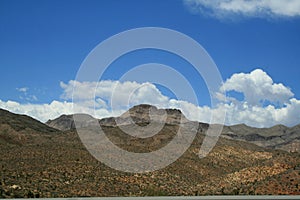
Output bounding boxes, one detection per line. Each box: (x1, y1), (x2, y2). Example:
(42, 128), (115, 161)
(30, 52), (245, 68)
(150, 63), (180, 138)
(1, 105), (300, 197)
(46, 104), (300, 153)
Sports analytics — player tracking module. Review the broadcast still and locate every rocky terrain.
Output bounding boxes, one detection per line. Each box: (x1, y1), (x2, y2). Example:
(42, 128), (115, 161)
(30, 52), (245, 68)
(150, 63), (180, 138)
(46, 105), (190, 129)
(1, 105), (300, 197)
(47, 104), (300, 153)
(222, 123), (300, 152)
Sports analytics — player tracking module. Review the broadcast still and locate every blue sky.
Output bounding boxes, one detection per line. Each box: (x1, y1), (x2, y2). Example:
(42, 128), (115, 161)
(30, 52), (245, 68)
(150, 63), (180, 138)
(1, 0), (300, 127)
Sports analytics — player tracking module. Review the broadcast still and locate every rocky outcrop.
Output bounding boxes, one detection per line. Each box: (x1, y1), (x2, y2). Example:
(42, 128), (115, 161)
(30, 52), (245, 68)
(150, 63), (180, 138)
(117, 104), (189, 126)
(48, 104), (191, 130)
(46, 114), (96, 131)
(46, 115), (74, 131)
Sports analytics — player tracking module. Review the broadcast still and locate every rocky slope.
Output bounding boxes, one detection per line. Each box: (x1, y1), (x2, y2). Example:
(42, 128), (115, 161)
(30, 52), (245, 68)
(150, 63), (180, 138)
(46, 114), (97, 131)
(222, 123), (300, 152)
(0, 109), (58, 145)
(1, 106), (300, 197)
(0, 109), (57, 134)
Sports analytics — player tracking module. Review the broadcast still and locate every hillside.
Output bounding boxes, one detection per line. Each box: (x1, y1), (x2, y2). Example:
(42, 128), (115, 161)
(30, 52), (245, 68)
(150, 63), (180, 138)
(0, 108), (57, 134)
(222, 123), (300, 152)
(1, 106), (300, 197)
(0, 109), (58, 145)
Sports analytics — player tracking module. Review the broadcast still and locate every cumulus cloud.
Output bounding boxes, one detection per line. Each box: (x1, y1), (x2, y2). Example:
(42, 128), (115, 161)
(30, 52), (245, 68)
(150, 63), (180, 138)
(1, 69), (300, 128)
(0, 100), (72, 122)
(0, 99), (122, 123)
(217, 69), (300, 127)
(60, 80), (170, 110)
(221, 99), (300, 127)
(183, 0), (300, 19)
(0, 80), (217, 124)
(219, 69), (293, 106)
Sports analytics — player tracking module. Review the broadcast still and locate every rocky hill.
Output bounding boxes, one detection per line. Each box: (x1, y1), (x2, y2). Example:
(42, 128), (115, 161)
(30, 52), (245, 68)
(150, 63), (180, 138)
(0, 108), (57, 134)
(46, 104), (300, 153)
(0, 109), (58, 145)
(46, 113), (97, 131)
(1, 106), (300, 197)
(46, 104), (190, 129)
(222, 123), (300, 152)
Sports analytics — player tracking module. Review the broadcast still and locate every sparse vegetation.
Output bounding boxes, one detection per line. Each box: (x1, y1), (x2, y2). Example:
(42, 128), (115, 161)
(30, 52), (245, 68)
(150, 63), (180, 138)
(1, 106), (300, 197)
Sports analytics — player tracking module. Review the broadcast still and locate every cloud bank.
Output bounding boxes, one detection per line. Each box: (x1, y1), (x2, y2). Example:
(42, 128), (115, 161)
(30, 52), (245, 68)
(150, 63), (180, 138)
(1, 69), (300, 128)
(183, 0), (300, 19)
(218, 69), (300, 127)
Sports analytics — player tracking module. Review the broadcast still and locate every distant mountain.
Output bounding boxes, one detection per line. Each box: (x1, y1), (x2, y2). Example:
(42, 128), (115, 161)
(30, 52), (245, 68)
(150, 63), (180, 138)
(47, 104), (192, 130)
(100, 104), (189, 126)
(222, 123), (300, 152)
(46, 104), (300, 153)
(46, 114), (74, 131)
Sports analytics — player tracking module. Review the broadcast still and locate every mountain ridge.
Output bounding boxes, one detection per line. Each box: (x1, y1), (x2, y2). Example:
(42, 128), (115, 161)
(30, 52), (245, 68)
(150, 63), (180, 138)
(45, 104), (300, 152)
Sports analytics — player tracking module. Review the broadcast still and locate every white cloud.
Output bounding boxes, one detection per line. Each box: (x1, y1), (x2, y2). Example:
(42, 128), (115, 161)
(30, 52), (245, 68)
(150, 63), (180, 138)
(0, 81), (173, 123)
(221, 99), (300, 127)
(183, 0), (300, 19)
(16, 87), (38, 102)
(1, 69), (300, 128)
(0, 99), (122, 123)
(216, 69), (300, 127)
(1, 80), (215, 124)
(220, 69), (293, 106)
(61, 80), (170, 110)
(16, 87), (28, 93)
(30, 95), (38, 101)
(0, 100), (72, 122)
